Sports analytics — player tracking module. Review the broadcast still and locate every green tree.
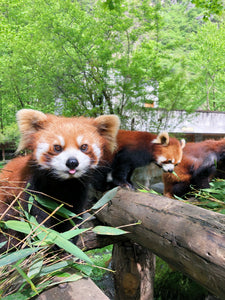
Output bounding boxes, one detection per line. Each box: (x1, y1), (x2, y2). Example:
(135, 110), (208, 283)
(0, 123), (19, 160)
(1, 0), (224, 134)
(0, 0), (159, 125)
(189, 20), (225, 111)
(154, 1), (205, 112)
(191, 0), (224, 19)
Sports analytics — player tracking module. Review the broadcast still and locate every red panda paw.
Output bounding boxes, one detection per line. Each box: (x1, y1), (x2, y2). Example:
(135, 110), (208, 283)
(120, 182), (135, 191)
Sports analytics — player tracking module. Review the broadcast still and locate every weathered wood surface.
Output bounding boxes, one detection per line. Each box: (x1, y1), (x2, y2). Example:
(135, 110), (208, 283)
(112, 241), (155, 300)
(95, 188), (225, 299)
(36, 278), (109, 300)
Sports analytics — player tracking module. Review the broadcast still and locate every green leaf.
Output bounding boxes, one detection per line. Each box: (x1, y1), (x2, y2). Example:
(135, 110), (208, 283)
(92, 225), (128, 236)
(0, 241), (7, 249)
(28, 193), (34, 213)
(40, 228), (93, 264)
(73, 263), (93, 276)
(27, 257), (43, 279)
(0, 248), (41, 268)
(61, 228), (91, 240)
(14, 264), (38, 294)
(205, 202), (219, 209)
(49, 273), (82, 284)
(2, 293), (28, 300)
(34, 195), (79, 219)
(3, 219), (49, 242)
(202, 188), (221, 194)
(4, 220), (32, 235)
(39, 260), (75, 276)
(91, 187), (118, 210)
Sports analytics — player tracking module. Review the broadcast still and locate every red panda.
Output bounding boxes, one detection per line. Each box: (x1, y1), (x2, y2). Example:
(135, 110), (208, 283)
(0, 109), (120, 251)
(93, 130), (185, 190)
(163, 138), (225, 198)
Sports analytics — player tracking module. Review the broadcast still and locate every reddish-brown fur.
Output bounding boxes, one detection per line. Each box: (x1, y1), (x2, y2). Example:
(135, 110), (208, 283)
(0, 156), (30, 214)
(163, 138), (225, 198)
(0, 109), (120, 251)
(96, 130), (185, 190)
(117, 130), (184, 163)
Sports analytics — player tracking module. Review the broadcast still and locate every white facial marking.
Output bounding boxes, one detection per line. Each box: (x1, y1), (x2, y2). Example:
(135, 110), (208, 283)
(57, 135), (65, 147)
(172, 158), (175, 163)
(36, 142), (50, 162)
(162, 163), (174, 172)
(92, 144), (101, 160)
(77, 135), (84, 145)
(50, 147), (90, 179)
(157, 155), (166, 165)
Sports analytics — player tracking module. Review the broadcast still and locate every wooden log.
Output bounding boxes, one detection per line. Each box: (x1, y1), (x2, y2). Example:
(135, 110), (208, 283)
(95, 188), (225, 299)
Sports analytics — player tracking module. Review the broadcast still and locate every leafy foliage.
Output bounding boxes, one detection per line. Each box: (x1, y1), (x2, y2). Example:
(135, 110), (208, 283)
(87, 245), (113, 281)
(154, 256), (208, 300)
(1, 0), (225, 136)
(0, 187), (127, 298)
(191, 0), (224, 19)
(185, 179), (225, 214)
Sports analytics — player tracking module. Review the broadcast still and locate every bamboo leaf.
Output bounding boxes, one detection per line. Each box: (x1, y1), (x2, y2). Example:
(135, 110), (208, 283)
(41, 228), (93, 264)
(61, 228), (91, 240)
(0, 248), (41, 268)
(0, 241), (7, 249)
(91, 187), (118, 210)
(14, 264), (38, 294)
(4, 220), (32, 235)
(3, 219), (49, 242)
(48, 273), (83, 286)
(39, 260), (74, 276)
(92, 225), (128, 236)
(34, 195), (78, 218)
(27, 257), (43, 279)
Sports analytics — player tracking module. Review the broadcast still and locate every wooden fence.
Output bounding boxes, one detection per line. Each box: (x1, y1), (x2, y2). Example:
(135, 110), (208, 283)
(78, 188), (225, 300)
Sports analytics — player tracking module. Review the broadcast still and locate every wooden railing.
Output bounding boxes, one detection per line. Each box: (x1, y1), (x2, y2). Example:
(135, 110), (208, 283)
(78, 188), (225, 300)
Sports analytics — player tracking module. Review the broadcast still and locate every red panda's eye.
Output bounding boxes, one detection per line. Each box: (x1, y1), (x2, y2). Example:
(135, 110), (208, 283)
(80, 144), (88, 152)
(54, 145), (63, 153)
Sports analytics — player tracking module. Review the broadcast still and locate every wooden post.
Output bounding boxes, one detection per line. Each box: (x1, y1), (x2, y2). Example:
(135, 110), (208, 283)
(95, 188), (225, 299)
(112, 241), (155, 300)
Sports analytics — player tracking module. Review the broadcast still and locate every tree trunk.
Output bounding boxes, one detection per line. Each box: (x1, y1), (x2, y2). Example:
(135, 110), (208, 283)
(95, 188), (225, 299)
(1, 146), (5, 161)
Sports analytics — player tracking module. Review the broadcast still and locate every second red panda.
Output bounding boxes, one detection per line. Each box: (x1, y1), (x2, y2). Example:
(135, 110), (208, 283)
(94, 130), (185, 190)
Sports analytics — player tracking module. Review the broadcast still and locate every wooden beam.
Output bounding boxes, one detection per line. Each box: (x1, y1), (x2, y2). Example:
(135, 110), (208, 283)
(95, 188), (225, 299)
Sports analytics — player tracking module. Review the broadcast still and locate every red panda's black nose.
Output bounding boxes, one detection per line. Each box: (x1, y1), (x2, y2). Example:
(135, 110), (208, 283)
(66, 157), (79, 169)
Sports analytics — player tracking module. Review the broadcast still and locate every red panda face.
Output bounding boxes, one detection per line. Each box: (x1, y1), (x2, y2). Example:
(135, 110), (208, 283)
(152, 132), (185, 173)
(34, 124), (103, 179)
(16, 109), (120, 180)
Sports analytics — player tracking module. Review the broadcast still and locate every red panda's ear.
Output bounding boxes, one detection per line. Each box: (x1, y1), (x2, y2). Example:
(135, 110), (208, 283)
(94, 115), (120, 152)
(16, 109), (48, 152)
(153, 132), (169, 146)
(180, 139), (186, 149)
